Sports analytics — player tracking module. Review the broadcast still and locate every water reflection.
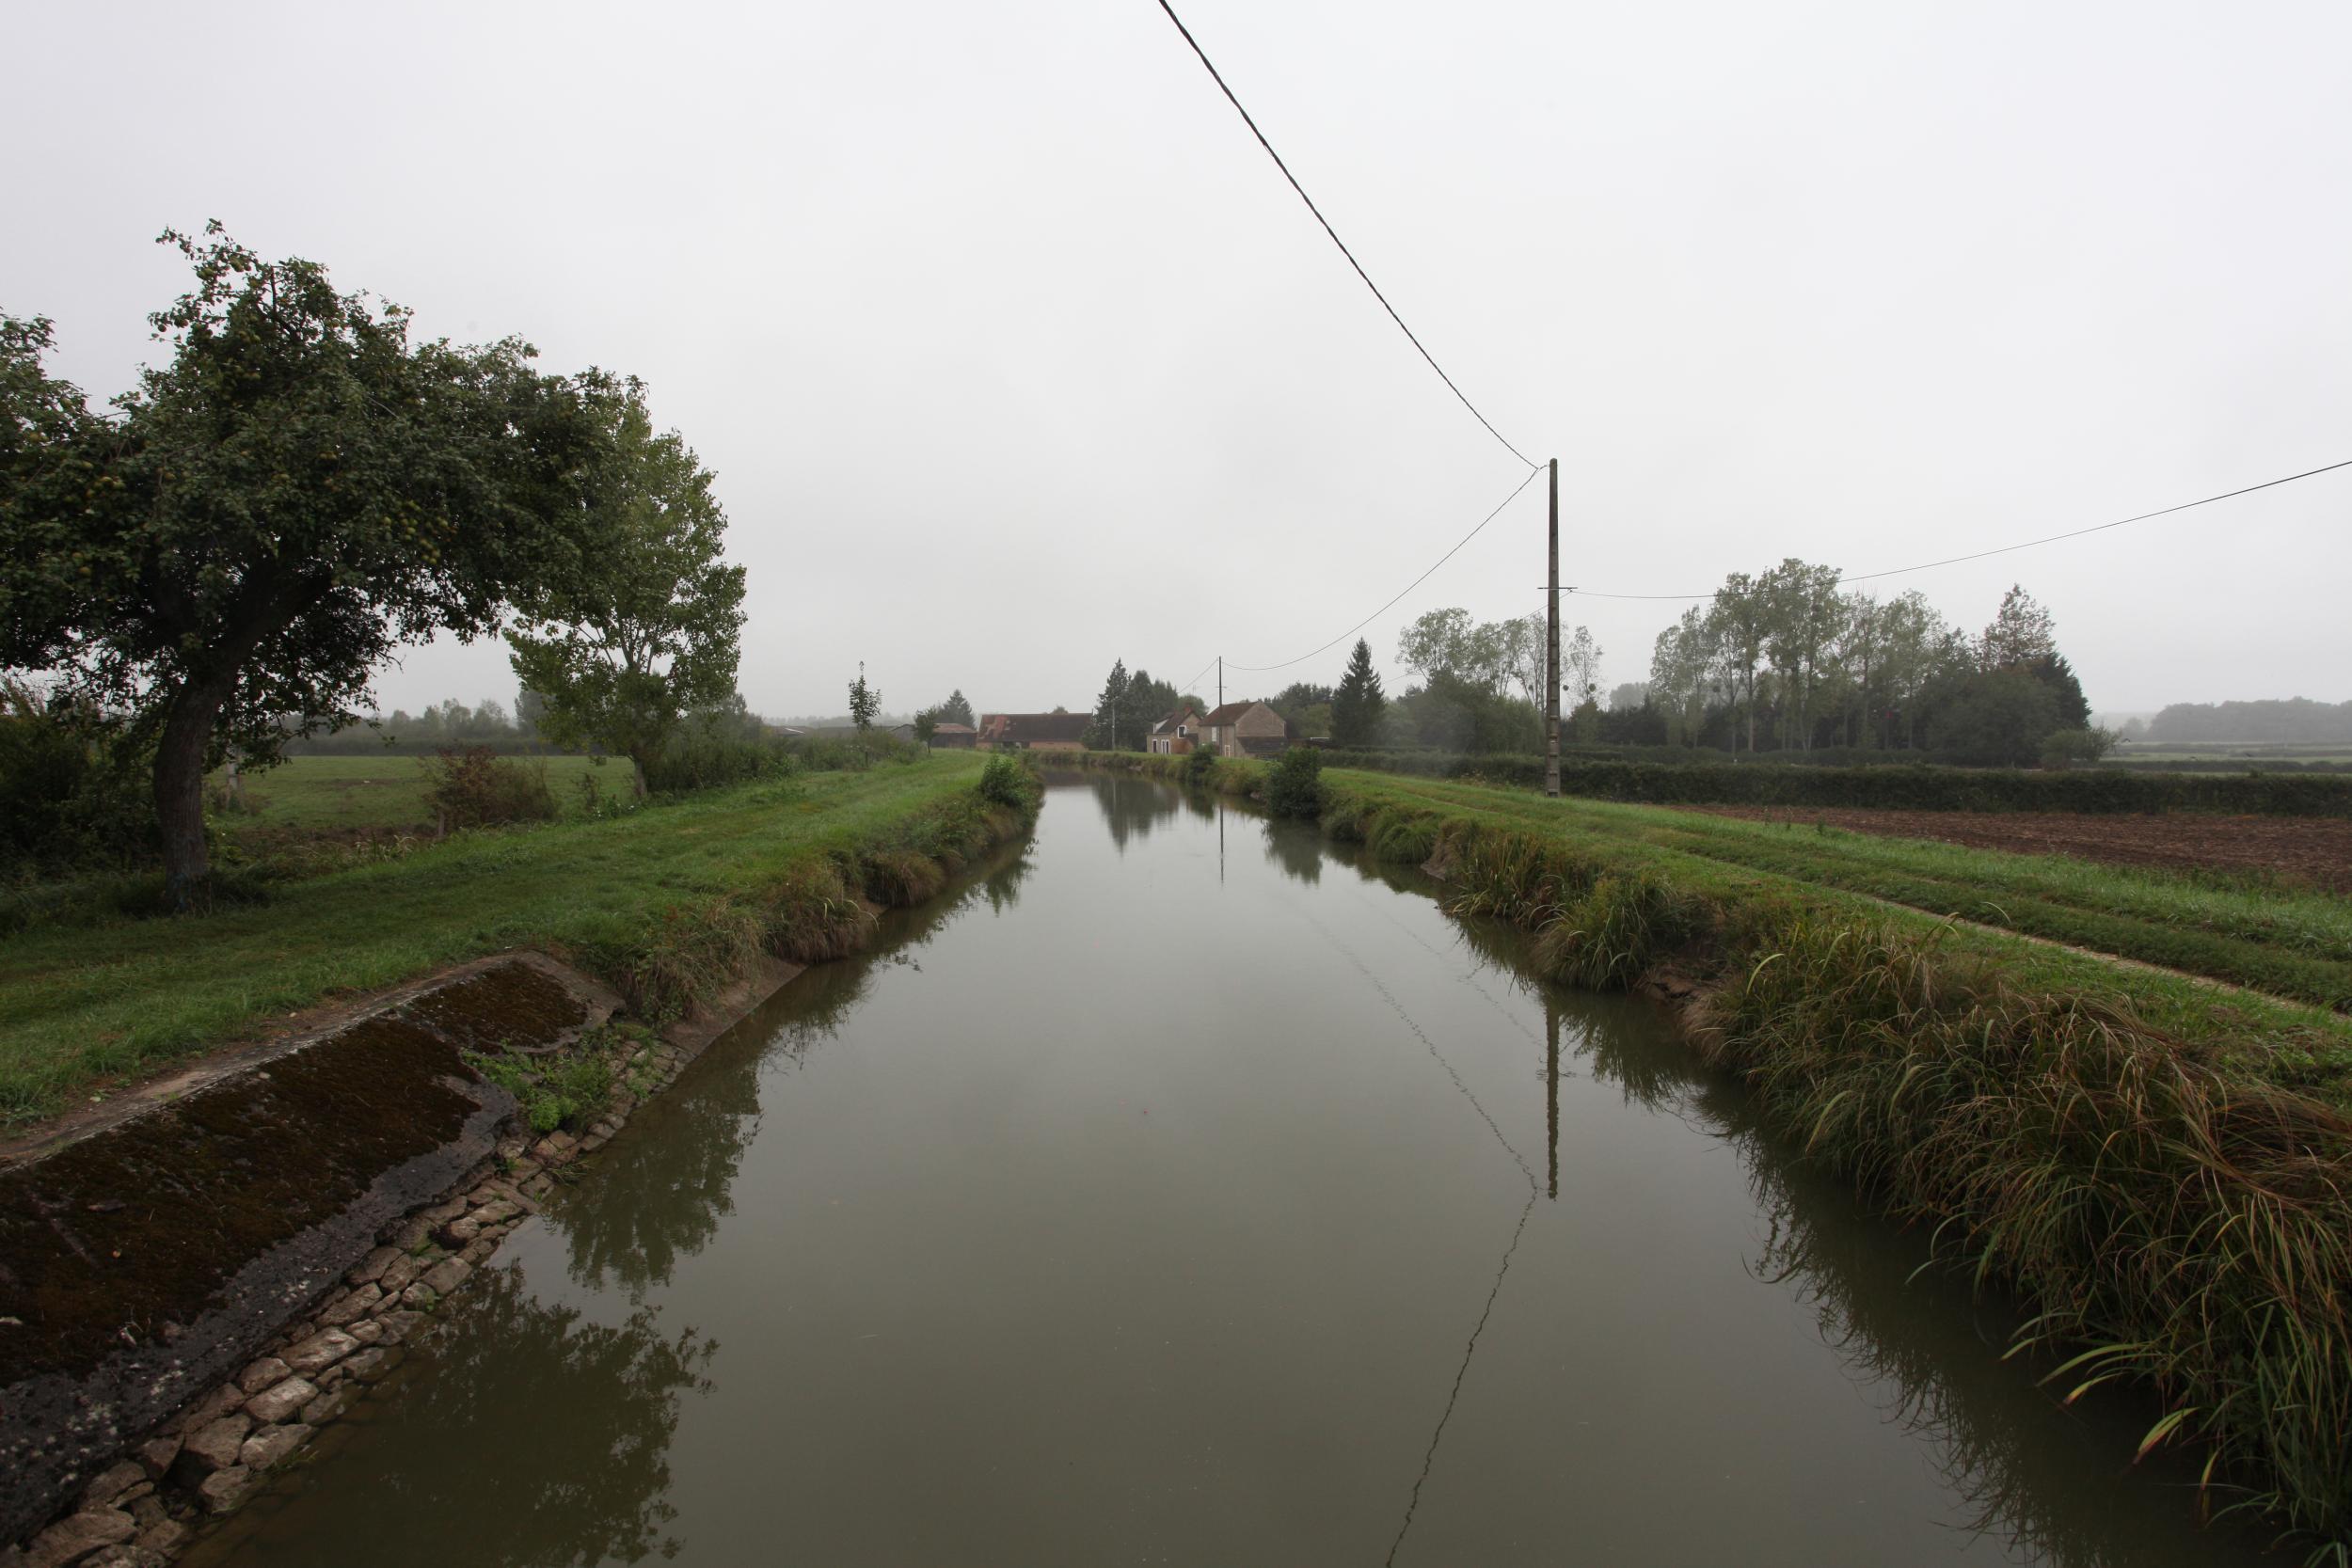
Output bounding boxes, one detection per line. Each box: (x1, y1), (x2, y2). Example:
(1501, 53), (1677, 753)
(188, 1264), (714, 1568)
(1261, 818), (1324, 886)
(558, 841), (1037, 1298)
(1081, 772), (1181, 853)
(1725, 1119), (2228, 1568)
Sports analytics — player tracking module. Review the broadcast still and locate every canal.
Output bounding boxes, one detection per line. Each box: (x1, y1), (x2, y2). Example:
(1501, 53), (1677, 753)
(189, 772), (2269, 1565)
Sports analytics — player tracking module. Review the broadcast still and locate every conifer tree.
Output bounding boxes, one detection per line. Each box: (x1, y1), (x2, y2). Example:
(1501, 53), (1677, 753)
(1331, 639), (1387, 747)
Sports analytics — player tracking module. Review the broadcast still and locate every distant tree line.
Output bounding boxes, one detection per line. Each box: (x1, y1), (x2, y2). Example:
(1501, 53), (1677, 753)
(2145, 699), (2352, 745)
(1645, 568), (2095, 767)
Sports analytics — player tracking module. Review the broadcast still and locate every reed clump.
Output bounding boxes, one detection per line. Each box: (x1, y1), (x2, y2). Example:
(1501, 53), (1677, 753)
(763, 861), (875, 962)
(1533, 867), (1707, 990)
(1694, 918), (2352, 1547)
(612, 896), (766, 1022)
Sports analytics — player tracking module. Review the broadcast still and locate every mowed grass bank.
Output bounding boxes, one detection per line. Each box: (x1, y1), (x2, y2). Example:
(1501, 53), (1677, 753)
(0, 755), (1027, 1128)
(1072, 750), (2352, 1549)
(1339, 776), (2352, 1014)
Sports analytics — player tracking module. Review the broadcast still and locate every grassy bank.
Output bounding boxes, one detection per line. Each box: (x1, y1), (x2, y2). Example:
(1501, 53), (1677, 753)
(1310, 747), (2352, 815)
(1069, 750), (2352, 1551)
(211, 752), (612, 835)
(0, 754), (1038, 1129)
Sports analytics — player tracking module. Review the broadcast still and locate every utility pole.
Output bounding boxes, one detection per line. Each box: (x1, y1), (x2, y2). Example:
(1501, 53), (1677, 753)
(1216, 656), (1223, 711)
(1544, 457), (1561, 799)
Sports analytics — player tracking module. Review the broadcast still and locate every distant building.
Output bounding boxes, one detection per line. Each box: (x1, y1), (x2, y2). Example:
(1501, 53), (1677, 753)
(977, 712), (1090, 752)
(928, 723), (977, 750)
(1148, 705), (1204, 755)
(1199, 701), (1291, 757)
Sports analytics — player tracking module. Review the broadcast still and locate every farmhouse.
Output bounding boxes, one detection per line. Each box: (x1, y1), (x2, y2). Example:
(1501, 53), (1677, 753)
(1199, 701), (1291, 757)
(928, 723), (977, 750)
(1148, 705), (1204, 755)
(977, 712), (1090, 752)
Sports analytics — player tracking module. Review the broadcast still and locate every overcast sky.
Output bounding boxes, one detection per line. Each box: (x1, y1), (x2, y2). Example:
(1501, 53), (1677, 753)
(9, 0), (2348, 719)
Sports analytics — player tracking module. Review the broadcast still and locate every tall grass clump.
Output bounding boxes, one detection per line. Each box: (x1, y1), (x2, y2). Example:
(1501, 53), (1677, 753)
(762, 861), (875, 962)
(1698, 917), (2352, 1551)
(1534, 868), (1707, 989)
(1369, 809), (1440, 866)
(606, 896), (765, 1022)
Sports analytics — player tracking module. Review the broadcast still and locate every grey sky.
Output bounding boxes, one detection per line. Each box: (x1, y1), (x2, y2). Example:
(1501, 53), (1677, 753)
(10, 0), (2348, 719)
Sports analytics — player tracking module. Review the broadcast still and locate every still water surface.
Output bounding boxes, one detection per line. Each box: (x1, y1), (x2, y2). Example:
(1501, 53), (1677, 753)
(192, 774), (2271, 1566)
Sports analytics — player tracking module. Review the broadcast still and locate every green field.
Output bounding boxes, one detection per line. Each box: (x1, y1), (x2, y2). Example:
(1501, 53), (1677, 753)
(0, 756), (992, 1127)
(215, 752), (612, 836)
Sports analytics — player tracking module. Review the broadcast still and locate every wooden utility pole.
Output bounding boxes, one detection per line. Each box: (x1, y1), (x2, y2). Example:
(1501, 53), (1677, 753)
(1216, 656), (1224, 711)
(1544, 457), (1561, 798)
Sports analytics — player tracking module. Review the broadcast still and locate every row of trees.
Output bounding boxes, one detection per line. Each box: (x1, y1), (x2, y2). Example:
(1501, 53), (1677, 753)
(2, 227), (744, 892)
(1646, 567), (2092, 764)
(2143, 699), (2352, 745)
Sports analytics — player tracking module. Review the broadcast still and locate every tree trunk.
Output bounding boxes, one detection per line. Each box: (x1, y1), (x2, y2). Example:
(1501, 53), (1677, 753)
(628, 751), (648, 800)
(153, 675), (234, 904)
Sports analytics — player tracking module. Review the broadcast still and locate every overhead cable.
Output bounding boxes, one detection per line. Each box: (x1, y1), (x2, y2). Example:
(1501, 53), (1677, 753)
(1151, 0), (1536, 470)
(1224, 467), (1543, 673)
(1567, 456), (2352, 602)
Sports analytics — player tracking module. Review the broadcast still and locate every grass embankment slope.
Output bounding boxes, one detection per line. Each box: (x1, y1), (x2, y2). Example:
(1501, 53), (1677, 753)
(1, 754), (1025, 1129)
(1344, 776), (2352, 1019)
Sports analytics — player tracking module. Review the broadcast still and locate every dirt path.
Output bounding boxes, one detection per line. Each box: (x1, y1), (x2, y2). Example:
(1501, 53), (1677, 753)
(1691, 804), (2352, 894)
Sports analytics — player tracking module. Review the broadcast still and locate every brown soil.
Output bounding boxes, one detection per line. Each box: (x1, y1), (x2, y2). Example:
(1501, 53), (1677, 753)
(1691, 805), (2352, 894)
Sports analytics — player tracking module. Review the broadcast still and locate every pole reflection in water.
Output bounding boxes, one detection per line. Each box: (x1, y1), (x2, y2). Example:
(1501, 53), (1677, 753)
(193, 775), (2277, 1568)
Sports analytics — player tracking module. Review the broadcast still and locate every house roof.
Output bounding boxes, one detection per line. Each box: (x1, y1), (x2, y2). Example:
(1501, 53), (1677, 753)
(1201, 701), (1264, 725)
(931, 722), (977, 735)
(982, 711), (1091, 743)
(1151, 705), (1201, 734)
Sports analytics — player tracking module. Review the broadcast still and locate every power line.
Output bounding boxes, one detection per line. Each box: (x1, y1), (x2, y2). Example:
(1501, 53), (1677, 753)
(1151, 0), (1536, 470)
(1567, 456), (2352, 603)
(1225, 467), (1543, 673)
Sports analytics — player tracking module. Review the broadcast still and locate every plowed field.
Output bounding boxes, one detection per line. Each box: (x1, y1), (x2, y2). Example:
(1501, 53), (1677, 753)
(1692, 805), (2352, 894)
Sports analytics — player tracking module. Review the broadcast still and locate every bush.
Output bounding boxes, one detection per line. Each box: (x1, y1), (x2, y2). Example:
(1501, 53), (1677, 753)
(2040, 728), (2115, 769)
(978, 752), (1037, 811)
(644, 718), (796, 793)
(1265, 746), (1325, 818)
(419, 747), (559, 831)
(0, 699), (160, 877)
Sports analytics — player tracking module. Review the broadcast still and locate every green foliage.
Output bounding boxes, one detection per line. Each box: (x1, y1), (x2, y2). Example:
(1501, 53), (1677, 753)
(506, 376), (745, 800)
(847, 667), (881, 733)
(642, 701), (793, 794)
(1265, 745), (1325, 818)
(0, 225), (604, 889)
(977, 752), (1039, 811)
(469, 1043), (615, 1134)
(1331, 638), (1387, 747)
(2039, 727), (2114, 769)
(938, 689), (977, 730)
(0, 691), (158, 876)
(419, 747), (559, 831)
(1703, 920), (2352, 1549)
(1184, 742), (1220, 787)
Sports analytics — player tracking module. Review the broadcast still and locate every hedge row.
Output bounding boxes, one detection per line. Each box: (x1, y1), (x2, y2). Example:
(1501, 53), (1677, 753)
(1311, 750), (2352, 816)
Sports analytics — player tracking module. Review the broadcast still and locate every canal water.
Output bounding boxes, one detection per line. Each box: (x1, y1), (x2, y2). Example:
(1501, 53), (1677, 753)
(190, 773), (2272, 1566)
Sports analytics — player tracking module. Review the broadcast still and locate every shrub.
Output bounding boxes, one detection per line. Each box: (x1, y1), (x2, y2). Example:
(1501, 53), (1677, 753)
(2039, 727), (2115, 769)
(420, 747), (559, 831)
(1265, 747), (1325, 818)
(978, 752), (1038, 811)
(0, 698), (159, 876)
